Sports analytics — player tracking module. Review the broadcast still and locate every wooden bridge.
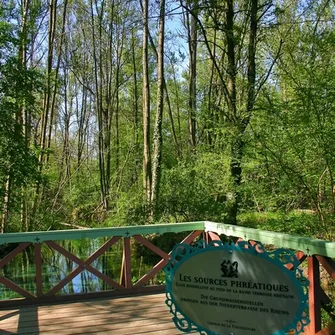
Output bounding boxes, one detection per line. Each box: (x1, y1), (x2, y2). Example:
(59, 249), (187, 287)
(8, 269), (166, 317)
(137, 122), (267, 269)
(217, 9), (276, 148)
(0, 293), (185, 334)
(0, 221), (334, 335)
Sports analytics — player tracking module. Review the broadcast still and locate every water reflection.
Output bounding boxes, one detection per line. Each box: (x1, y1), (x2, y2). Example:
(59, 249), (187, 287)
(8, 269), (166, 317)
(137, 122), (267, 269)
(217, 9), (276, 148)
(0, 238), (163, 299)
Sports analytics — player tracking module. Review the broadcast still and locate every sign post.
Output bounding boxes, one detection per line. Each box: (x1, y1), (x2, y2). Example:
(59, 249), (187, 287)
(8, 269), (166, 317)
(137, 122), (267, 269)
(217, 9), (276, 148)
(165, 240), (309, 335)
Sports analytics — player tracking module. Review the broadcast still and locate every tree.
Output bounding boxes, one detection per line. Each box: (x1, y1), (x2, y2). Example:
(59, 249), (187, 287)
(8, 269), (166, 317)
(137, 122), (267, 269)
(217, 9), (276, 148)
(182, 0), (198, 150)
(250, 0), (335, 232)
(0, 2), (41, 232)
(182, 0), (280, 224)
(142, 0), (152, 205)
(151, 0), (166, 217)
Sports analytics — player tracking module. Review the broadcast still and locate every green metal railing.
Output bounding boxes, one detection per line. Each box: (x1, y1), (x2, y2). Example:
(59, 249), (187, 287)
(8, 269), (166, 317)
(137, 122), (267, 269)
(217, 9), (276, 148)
(0, 221), (205, 244)
(204, 221), (335, 257)
(1, 221), (334, 257)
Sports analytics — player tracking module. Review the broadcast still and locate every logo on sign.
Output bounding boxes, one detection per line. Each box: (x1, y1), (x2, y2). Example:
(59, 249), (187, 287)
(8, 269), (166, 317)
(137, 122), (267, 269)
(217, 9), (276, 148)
(221, 259), (238, 278)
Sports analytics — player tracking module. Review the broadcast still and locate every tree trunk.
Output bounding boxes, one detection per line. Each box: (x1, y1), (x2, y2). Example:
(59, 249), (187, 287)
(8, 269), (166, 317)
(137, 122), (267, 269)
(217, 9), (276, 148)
(147, 31), (180, 159)
(46, 0), (68, 163)
(131, 29), (140, 184)
(39, 0), (57, 168)
(91, 0), (108, 210)
(142, 0), (152, 204)
(186, 2), (197, 149)
(1, 176), (10, 233)
(151, 0), (165, 217)
(18, 0), (30, 231)
(228, 0), (258, 225)
(206, 28), (217, 147)
(77, 88), (89, 173)
(246, 0), (257, 122)
(225, 0), (238, 225)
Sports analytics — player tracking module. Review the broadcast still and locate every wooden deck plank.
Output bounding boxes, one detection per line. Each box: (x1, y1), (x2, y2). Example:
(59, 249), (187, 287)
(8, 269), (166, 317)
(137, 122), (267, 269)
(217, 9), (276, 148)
(0, 293), (195, 335)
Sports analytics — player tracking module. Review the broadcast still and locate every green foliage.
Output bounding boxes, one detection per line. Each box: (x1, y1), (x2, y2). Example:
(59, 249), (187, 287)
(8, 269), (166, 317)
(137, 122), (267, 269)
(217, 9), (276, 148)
(243, 3), (335, 230)
(1, 0), (335, 241)
(104, 188), (148, 227)
(0, 7), (42, 228)
(157, 152), (231, 222)
(0, 62), (41, 184)
(238, 211), (322, 238)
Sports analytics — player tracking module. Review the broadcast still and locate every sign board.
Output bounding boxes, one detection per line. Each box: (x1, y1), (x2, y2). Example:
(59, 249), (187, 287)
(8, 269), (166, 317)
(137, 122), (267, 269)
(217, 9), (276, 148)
(165, 240), (309, 335)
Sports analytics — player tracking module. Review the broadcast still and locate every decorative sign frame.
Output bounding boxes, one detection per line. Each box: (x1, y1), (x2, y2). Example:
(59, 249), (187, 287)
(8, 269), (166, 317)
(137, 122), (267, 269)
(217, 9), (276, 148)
(165, 240), (309, 335)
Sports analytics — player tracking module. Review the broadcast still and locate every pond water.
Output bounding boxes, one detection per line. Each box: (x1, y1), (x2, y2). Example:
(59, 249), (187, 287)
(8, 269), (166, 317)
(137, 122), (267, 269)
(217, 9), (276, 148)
(0, 238), (164, 300)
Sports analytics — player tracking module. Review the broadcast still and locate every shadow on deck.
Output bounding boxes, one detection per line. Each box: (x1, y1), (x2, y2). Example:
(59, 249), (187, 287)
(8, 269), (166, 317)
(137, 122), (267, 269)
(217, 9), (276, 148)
(0, 293), (188, 335)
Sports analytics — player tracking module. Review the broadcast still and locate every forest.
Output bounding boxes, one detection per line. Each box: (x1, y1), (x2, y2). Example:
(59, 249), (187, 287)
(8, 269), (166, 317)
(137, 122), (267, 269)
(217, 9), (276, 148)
(1, 0), (335, 238)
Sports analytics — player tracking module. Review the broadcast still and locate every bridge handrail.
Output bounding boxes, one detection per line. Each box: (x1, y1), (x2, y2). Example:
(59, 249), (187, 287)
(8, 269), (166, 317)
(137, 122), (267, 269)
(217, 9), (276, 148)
(1, 220), (335, 257)
(0, 221), (205, 244)
(205, 221), (335, 258)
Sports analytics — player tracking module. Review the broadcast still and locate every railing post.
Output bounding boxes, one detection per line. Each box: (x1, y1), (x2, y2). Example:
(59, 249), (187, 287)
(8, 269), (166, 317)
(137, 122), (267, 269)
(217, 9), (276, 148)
(34, 243), (43, 297)
(203, 231), (209, 243)
(308, 255), (321, 334)
(121, 237), (132, 289)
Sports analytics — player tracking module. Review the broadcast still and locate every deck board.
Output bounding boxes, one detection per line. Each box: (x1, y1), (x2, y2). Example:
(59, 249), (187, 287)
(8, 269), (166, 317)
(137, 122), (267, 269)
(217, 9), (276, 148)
(0, 293), (195, 335)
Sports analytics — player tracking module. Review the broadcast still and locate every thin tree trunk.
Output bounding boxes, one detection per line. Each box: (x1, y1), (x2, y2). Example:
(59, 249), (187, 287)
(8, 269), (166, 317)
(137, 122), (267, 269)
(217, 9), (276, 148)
(151, 0), (165, 217)
(77, 88), (88, 173)
(186, 2), (197, 149)
(131, 30), (140, 184)
(91, 0), (107, 210)
(63, 68), (71, 181)
(46, 0), (68, 163)
(39, 0), (57, 168)
(228, 0), (258, 225)
(246, 0), (257, 123)
(226, 0), (239, 225)
(19, 0), (30, 231)
(31, 0), (58, 227)
(142, 0), (151, 204)
(98, 0), (109, 210)
(1, 176), (10, 233)
(207, 28), (217, 147)
(147, 31), (180, 159)
(170, 60), (182, 154)
(114, 14), (126, 184)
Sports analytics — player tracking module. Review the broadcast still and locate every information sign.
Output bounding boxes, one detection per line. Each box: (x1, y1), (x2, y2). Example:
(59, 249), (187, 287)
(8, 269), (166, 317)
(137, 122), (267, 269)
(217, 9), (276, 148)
(165, 240), (309, 335)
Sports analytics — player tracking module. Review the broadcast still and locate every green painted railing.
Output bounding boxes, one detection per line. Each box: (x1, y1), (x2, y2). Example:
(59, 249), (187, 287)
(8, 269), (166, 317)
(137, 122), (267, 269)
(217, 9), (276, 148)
(0, 221), (205, 244)
(204, 221), (335, 258)
(1, 221), (334, 258)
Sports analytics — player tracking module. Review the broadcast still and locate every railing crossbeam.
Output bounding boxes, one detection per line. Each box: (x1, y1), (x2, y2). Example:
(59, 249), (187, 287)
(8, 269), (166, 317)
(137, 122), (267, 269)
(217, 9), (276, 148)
(133, 235), (170, 260)
(316, 256), (335, 280)
(45, 240), (123, 296)
(0, 242), (31, 268)
(0, 277), (35, 298)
